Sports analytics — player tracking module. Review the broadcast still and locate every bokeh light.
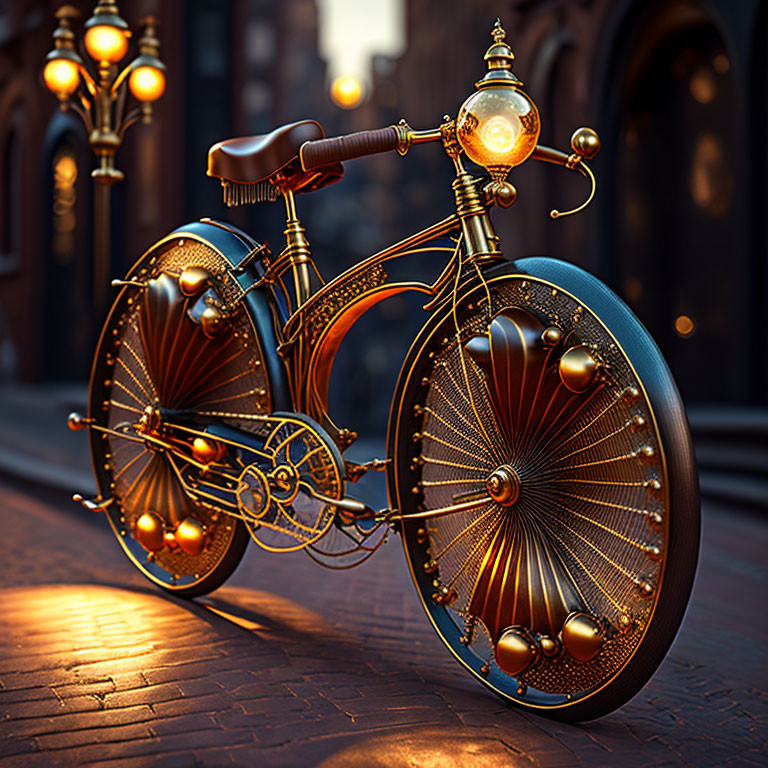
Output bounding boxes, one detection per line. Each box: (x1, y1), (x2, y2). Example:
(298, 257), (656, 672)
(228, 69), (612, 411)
(674, 314), (696, 337)
(330, 74), (363, 109)
(129, 65), (166, 102)
(43, 58), (80, 96)
(84, 24), (129, 64)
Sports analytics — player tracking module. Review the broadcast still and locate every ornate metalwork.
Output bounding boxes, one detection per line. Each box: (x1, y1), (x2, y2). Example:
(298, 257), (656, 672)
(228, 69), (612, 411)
(74, 19), (698, 721)
(394, 273), (671, 703)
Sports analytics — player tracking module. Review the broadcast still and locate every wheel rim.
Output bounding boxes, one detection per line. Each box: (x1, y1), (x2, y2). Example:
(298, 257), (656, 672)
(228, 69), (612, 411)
(90, 236), (270, 590)
(395, 275), (673, 709)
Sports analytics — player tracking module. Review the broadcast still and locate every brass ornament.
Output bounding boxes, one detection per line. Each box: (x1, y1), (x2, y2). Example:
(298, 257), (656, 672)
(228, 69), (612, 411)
(541, 326), (562, 345)
(175, 517), (206, 556)
(191, 436), (224, 464)
(201, 304), (227, 338)
(561, 613), (603, 661)
(570, 128), (601, 160)
(67, 412), (93, 431)
(558, 345), (599, 393)
(539, 635), (561, 658)
(178, 266), (210, 296)
(135, 511), (165, 552)
(495, 626), (538, 676)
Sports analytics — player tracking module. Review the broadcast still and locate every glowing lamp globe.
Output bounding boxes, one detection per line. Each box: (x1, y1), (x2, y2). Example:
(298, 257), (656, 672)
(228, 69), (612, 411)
(457, 87), (540, 175)
(84, 23), (129, 63)
(129, 65), (166, 101)
(43, 57), (80, 96)
(455, 20), (541, 181)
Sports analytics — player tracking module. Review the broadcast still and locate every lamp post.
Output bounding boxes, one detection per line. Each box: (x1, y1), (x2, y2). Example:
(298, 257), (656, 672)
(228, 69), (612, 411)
(43, 1), (166, 323)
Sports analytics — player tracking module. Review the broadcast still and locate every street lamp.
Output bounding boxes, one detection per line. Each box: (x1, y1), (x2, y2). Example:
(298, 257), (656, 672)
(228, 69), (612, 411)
(42, 1), (166, 321)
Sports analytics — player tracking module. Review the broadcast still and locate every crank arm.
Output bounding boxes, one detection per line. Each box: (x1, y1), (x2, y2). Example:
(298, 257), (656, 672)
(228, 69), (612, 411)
(388, 494), (492, 522)
(298, 482), (377, 520)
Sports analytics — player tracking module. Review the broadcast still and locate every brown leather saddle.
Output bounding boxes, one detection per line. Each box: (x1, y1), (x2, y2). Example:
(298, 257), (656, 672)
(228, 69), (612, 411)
(207, 120), (343, 194)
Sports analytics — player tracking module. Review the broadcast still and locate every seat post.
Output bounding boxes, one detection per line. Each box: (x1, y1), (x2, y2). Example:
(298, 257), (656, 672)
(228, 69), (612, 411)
(282, 188), (313, 309)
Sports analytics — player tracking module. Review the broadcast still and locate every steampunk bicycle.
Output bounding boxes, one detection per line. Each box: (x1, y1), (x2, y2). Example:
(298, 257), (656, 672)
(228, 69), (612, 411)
(70, 22), (699, 720)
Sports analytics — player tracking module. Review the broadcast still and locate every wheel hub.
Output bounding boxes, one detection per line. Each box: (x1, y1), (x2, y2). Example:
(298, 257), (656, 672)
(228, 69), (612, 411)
(486, 465), (520, 506)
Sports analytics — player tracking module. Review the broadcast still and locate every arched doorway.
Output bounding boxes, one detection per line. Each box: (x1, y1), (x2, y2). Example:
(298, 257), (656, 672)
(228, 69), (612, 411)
(601, 2), (753, 405)
(41, 111), (93, 380)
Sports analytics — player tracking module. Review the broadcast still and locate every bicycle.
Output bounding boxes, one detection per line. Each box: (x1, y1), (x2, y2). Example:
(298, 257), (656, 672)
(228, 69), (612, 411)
(70, 20), (699, 721)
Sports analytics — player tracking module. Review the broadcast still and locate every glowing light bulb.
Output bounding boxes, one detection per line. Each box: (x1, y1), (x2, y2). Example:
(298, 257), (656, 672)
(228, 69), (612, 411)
(480, 115), (519, 154)
(457, 87), (540, 173)
(43, 58), (80, 96)
(331, 75), (363, 109)
(84, 24), (129, 64)
(129, 65), (166, 102)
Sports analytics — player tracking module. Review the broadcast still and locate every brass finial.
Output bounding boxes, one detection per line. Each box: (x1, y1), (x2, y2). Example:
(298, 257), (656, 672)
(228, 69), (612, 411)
(137, 16), (160, 55)
(491, 18), (506, 44)
(477, 19), (521, 89)
(52, 5), (80, 48)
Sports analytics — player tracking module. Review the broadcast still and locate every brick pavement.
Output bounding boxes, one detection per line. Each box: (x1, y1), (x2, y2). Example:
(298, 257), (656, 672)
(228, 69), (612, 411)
(0, 478), (766, 767)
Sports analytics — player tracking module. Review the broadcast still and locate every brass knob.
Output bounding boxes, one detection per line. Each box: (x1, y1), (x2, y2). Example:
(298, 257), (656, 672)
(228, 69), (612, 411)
(179, 266), (210, 297)
(201, 304), (226, 338)
(570, 127), (600, 160)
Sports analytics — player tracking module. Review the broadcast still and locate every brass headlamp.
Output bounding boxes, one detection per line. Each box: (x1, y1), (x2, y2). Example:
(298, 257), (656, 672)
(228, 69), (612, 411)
(456, 19), (540, 182)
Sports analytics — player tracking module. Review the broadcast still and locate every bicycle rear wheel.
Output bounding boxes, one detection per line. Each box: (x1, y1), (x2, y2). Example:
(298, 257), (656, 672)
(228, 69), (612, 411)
(389, 258), (699, 720)
(89, 235), (270, 596)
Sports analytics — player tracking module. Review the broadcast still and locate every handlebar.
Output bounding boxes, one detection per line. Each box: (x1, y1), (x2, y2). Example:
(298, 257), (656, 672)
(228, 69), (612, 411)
(300, 127), (401, 171)
(299, 122), (598, 220)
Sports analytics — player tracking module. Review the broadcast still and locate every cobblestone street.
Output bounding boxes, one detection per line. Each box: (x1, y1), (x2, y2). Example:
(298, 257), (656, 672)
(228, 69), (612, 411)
(0, 477), (765, 767)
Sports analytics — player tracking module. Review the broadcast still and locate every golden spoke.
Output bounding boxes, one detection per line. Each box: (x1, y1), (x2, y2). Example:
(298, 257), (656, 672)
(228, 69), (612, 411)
(431, 382), (491, 444)
(109, 399), (144, 415)
(421, 430), (494, 463)
(551, 420), (632, 465)
(112, 378), (148, 407)
(431, 505), (499, 560)
(421, 477), (486, 488)
(424, 405), (495, 461)
(449, 508), (505, 589)
(115, 356), (155, 403)
(122, 339), (158, 398)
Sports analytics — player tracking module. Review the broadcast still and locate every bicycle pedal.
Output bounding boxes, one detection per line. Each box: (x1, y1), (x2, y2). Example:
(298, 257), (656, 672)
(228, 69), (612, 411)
(72, 494), (113, 513)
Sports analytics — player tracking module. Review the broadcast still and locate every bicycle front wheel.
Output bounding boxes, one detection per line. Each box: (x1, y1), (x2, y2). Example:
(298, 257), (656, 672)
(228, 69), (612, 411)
(388, 258), (699, 721)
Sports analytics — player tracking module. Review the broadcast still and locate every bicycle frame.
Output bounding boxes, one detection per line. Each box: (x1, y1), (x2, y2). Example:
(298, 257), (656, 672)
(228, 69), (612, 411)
(261, 126), (507, 453)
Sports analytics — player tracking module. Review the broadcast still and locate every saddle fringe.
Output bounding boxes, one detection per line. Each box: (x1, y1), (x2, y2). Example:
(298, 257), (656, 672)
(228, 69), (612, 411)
(221, 179), (280, 207)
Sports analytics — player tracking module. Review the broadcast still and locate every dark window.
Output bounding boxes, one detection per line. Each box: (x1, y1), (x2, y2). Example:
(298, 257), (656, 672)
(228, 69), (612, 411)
(0, 106), (23, 274)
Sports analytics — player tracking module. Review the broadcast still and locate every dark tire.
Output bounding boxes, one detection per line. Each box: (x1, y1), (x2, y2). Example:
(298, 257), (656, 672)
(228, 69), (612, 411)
(388, 257), (699, 721)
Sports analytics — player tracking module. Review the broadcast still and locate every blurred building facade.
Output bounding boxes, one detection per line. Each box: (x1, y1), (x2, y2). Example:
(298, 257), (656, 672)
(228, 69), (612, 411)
(0, 0), (765, 435)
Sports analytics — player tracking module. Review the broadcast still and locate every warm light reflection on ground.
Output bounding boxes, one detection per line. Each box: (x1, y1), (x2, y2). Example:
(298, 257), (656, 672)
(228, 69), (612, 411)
(1, 583), (347, 662)
(317, 727), (536, 767)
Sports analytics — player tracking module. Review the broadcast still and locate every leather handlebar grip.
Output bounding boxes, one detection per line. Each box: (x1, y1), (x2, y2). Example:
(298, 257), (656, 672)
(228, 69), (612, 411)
(300, 127), (399, 170)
